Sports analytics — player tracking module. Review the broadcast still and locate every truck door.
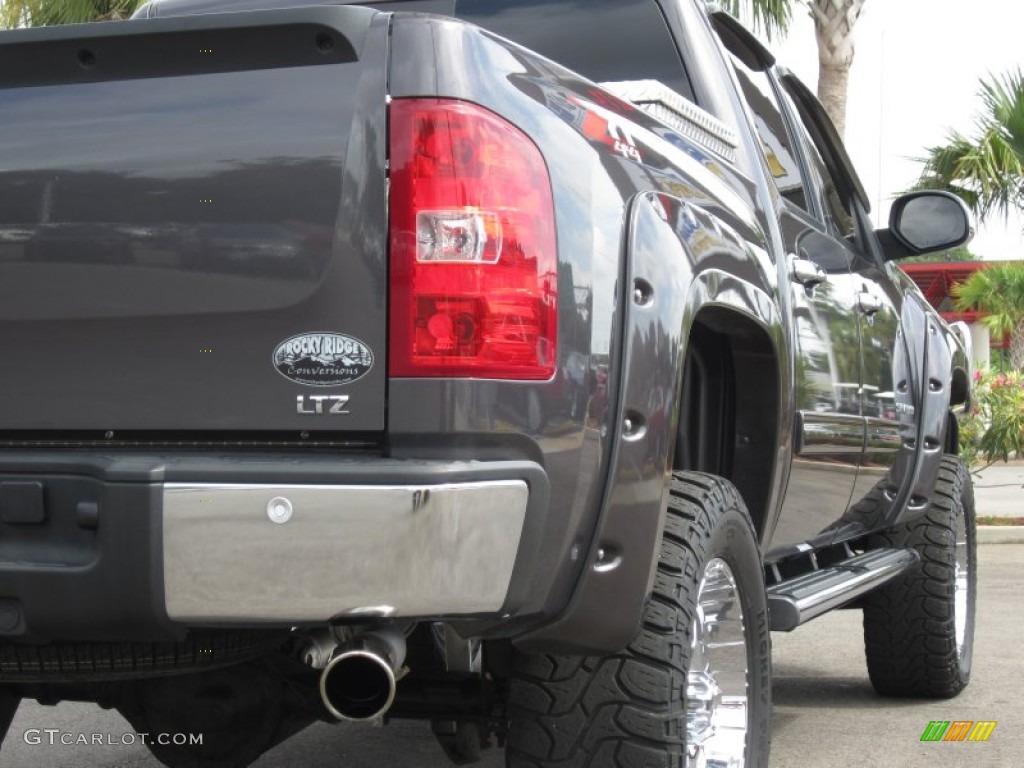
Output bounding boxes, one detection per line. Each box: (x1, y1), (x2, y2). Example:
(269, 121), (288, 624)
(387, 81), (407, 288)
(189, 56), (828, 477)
(727, 54), (864, 556)
(778, 73), (907, 540)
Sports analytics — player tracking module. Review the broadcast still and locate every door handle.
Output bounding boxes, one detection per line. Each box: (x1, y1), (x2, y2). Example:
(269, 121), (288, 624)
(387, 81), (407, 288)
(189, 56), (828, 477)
(789, 255), (827, 291)
(857, 291), (883, 315)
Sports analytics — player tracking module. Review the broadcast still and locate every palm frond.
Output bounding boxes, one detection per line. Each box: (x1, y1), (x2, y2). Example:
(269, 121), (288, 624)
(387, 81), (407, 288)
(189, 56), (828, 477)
(953, 263), (1024, 339)
(1, 0), (142, 28)
(719, 0), (795, 39)
(978, 70), (1024, 148)
(917, 70), (1024, 224)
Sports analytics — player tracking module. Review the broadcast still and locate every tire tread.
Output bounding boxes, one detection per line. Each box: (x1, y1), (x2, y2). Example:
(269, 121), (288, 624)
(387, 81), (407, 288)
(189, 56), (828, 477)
(862, 455), (976, 698)
(507, 472), (766, 767)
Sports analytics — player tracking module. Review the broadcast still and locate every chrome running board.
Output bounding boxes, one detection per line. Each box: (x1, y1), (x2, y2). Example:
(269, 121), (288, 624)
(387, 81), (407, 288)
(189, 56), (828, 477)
(767, 548), (919, 631)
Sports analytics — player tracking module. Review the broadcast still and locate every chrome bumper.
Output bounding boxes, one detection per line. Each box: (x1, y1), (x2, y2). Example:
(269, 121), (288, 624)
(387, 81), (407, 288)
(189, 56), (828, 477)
(162, 480), (529, 622)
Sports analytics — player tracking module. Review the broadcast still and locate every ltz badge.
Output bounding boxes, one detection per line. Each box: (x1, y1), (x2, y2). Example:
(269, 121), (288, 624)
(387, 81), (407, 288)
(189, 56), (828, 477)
(296, 394), (350, 415)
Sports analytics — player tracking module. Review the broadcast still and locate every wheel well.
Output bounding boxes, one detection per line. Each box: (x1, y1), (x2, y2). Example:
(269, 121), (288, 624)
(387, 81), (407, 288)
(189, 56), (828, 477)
(946, 410), (960, 455)
(950, 366), (969, 407)
(945, 363), (968, 457)
(675, 308), (779, 540)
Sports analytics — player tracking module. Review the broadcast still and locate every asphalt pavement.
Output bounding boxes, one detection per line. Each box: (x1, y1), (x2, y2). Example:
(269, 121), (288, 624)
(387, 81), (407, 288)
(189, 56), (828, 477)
(770, 543), (1023, 768)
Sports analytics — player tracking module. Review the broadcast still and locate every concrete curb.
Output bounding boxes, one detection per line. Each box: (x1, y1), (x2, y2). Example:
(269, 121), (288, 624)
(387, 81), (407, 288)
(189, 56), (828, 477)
(977, 525), (1024, 545)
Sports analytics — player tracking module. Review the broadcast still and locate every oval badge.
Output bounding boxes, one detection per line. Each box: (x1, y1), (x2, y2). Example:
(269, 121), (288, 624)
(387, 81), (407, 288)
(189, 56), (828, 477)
(273, 332), (374, 387)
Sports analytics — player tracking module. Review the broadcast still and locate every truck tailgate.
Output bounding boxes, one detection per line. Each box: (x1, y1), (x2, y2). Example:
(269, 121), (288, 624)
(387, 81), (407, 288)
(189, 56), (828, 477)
(0, 7), (389, 435)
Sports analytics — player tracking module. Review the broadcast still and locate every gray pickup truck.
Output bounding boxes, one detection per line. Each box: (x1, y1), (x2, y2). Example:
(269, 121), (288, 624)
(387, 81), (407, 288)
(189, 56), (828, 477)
(0, 1), (977, 766)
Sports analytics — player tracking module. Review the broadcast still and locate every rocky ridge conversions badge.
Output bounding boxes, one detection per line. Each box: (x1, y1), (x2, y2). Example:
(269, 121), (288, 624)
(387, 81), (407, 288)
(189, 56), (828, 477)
(273, 332), (373, 386)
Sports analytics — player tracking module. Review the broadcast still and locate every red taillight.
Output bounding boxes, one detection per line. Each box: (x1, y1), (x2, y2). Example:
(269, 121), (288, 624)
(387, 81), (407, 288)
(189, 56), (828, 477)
(388, 98), (557, 379)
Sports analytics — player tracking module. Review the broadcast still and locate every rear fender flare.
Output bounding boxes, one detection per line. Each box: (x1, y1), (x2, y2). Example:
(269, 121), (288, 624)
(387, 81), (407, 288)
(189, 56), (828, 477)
(517, 191), (783, 654)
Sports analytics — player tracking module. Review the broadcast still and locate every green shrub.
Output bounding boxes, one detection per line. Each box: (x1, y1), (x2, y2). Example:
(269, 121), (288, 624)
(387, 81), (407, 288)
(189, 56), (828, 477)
(959, 368), (1024, 467)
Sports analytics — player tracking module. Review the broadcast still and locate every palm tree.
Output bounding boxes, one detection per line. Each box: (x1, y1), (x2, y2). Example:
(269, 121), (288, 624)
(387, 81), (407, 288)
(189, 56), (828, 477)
(919, 71), (1024, 370)
(918, 70), (1024, 222)
(1, 0), (143, 28)
(723, 0), (866, 138)
(953, 263), (1024, 370)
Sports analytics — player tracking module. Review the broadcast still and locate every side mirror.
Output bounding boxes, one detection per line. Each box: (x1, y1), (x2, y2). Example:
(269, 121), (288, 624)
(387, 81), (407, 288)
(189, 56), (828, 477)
(882, 190), (974, 260)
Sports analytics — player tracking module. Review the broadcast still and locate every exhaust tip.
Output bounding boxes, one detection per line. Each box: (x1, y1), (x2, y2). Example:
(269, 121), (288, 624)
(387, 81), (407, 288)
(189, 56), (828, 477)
(319, 650), (397, 722)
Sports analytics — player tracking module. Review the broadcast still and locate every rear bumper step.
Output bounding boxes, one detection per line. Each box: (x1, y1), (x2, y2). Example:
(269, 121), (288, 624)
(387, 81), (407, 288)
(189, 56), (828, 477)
(164, 480), (528, 622)
(767, 548), (919, 631)
(0, 452), (548, 642)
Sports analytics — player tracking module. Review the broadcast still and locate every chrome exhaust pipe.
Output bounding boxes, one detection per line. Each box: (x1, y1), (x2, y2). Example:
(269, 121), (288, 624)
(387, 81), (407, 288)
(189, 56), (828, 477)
(318, 628), (406, 722)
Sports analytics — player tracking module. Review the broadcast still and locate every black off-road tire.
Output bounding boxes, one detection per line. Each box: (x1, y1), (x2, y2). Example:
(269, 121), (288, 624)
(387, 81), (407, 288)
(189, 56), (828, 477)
(506, 472), (771, 767)
(862, 455), (976, 698)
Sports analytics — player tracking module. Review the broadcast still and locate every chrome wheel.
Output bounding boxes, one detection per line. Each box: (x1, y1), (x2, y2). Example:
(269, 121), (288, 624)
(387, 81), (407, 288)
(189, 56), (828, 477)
(506, 473), (770, 767)
(686, 557), (749, 768)
(953, 499), (969, 655)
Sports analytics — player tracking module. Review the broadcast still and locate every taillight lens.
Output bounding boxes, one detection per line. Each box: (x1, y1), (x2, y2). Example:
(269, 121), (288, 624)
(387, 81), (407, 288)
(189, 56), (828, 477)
(388, 98), (557, 379)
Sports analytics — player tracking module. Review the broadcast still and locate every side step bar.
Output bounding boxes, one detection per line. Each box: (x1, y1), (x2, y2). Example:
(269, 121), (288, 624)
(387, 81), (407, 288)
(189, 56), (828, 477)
(767, 548), (919, 631)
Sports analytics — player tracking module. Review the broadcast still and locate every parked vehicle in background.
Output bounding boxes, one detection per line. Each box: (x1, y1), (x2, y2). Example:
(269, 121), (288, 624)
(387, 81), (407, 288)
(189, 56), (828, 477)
(0, 1), (977, 765)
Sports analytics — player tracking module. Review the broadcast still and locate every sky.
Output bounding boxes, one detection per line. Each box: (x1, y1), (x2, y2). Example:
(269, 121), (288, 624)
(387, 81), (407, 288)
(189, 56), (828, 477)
(767, 0), (1024, 261)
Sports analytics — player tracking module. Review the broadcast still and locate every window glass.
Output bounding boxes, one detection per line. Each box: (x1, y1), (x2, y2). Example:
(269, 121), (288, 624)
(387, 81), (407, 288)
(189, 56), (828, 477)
(456, 0), (694, 101)
(727, 55), (808, 211)
(157, 0), (693, 102)
(775, 78), (861, 240)
(795, 123), (855, 239)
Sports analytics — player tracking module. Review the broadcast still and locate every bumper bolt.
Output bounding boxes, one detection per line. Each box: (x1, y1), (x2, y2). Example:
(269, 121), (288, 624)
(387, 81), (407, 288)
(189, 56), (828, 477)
(267, 496), (294, 524)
